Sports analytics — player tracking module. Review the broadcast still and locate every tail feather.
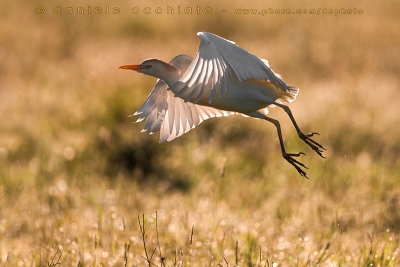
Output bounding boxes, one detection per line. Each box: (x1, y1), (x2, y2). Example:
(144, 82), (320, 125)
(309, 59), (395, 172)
(285, 86), (299, 102)
(274, 85), (299, 105)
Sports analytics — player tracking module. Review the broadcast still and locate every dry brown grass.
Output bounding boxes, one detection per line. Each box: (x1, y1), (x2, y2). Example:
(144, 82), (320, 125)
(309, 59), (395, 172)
(1, 0), (400, 266)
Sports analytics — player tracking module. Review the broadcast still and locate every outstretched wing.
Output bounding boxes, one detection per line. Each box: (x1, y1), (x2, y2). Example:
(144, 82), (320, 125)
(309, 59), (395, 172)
(134, 54), (237, 143)
(170, 32), (298, 104)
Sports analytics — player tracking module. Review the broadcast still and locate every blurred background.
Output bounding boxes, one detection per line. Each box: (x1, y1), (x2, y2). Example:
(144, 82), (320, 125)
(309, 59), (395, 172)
(1, 0), (399, 265)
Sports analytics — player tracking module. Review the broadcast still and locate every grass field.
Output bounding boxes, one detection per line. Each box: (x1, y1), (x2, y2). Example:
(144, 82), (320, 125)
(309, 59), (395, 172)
(1, 0), (400, 266)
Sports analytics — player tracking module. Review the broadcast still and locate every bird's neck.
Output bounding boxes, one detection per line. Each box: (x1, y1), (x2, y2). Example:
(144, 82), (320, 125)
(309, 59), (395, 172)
(154, 61), (181, 87)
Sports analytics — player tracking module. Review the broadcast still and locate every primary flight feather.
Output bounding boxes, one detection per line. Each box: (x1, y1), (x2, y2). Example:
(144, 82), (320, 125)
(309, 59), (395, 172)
(119, 32), (325, 177)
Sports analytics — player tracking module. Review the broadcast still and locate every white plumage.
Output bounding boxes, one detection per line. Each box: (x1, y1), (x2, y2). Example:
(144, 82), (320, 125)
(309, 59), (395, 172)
(134, 54), (238, 143)
(171, 32), (297, 105)
(119, 32), (325, 177)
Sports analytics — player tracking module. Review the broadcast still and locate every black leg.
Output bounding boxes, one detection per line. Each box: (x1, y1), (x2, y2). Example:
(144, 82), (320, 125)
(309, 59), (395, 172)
(263, 116), (309, 178)
(275, 103), (326, 158)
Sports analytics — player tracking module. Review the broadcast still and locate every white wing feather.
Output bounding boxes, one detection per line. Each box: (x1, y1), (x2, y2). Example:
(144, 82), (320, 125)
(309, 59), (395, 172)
(134, 54), (237, 143)
(170, 32), (297, 105)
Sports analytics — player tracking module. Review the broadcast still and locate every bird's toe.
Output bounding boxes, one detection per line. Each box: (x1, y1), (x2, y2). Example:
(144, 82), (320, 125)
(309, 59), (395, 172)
(283, 152), (309, 178)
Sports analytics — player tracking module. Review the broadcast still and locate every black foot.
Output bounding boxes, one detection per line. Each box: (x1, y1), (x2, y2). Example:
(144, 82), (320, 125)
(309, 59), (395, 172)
(283, 152), (308, 178)
(307, 132), (320, 137)
(299, 132), (326, 158)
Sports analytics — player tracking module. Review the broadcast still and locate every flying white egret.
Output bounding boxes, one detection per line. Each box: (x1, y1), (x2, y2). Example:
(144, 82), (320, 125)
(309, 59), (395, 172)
(119, 32), (325, 177)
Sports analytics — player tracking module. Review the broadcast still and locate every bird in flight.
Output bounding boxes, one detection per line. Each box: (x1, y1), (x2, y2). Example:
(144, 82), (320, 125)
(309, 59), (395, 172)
(119, 32), (325, 177)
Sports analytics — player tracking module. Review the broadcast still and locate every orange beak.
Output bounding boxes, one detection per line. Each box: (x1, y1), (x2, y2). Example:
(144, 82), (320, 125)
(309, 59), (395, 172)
(118, 65), (146, 70)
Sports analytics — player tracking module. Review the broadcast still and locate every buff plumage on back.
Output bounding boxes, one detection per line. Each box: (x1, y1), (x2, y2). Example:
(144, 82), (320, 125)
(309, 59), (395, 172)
(170, 32), (299, 105)
(134, 54), (237, 143)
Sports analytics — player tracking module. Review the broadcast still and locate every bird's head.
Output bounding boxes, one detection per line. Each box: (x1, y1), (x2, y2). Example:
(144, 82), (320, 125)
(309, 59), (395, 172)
(119, 59), (158, 75)
(119, 59), (181, 86)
